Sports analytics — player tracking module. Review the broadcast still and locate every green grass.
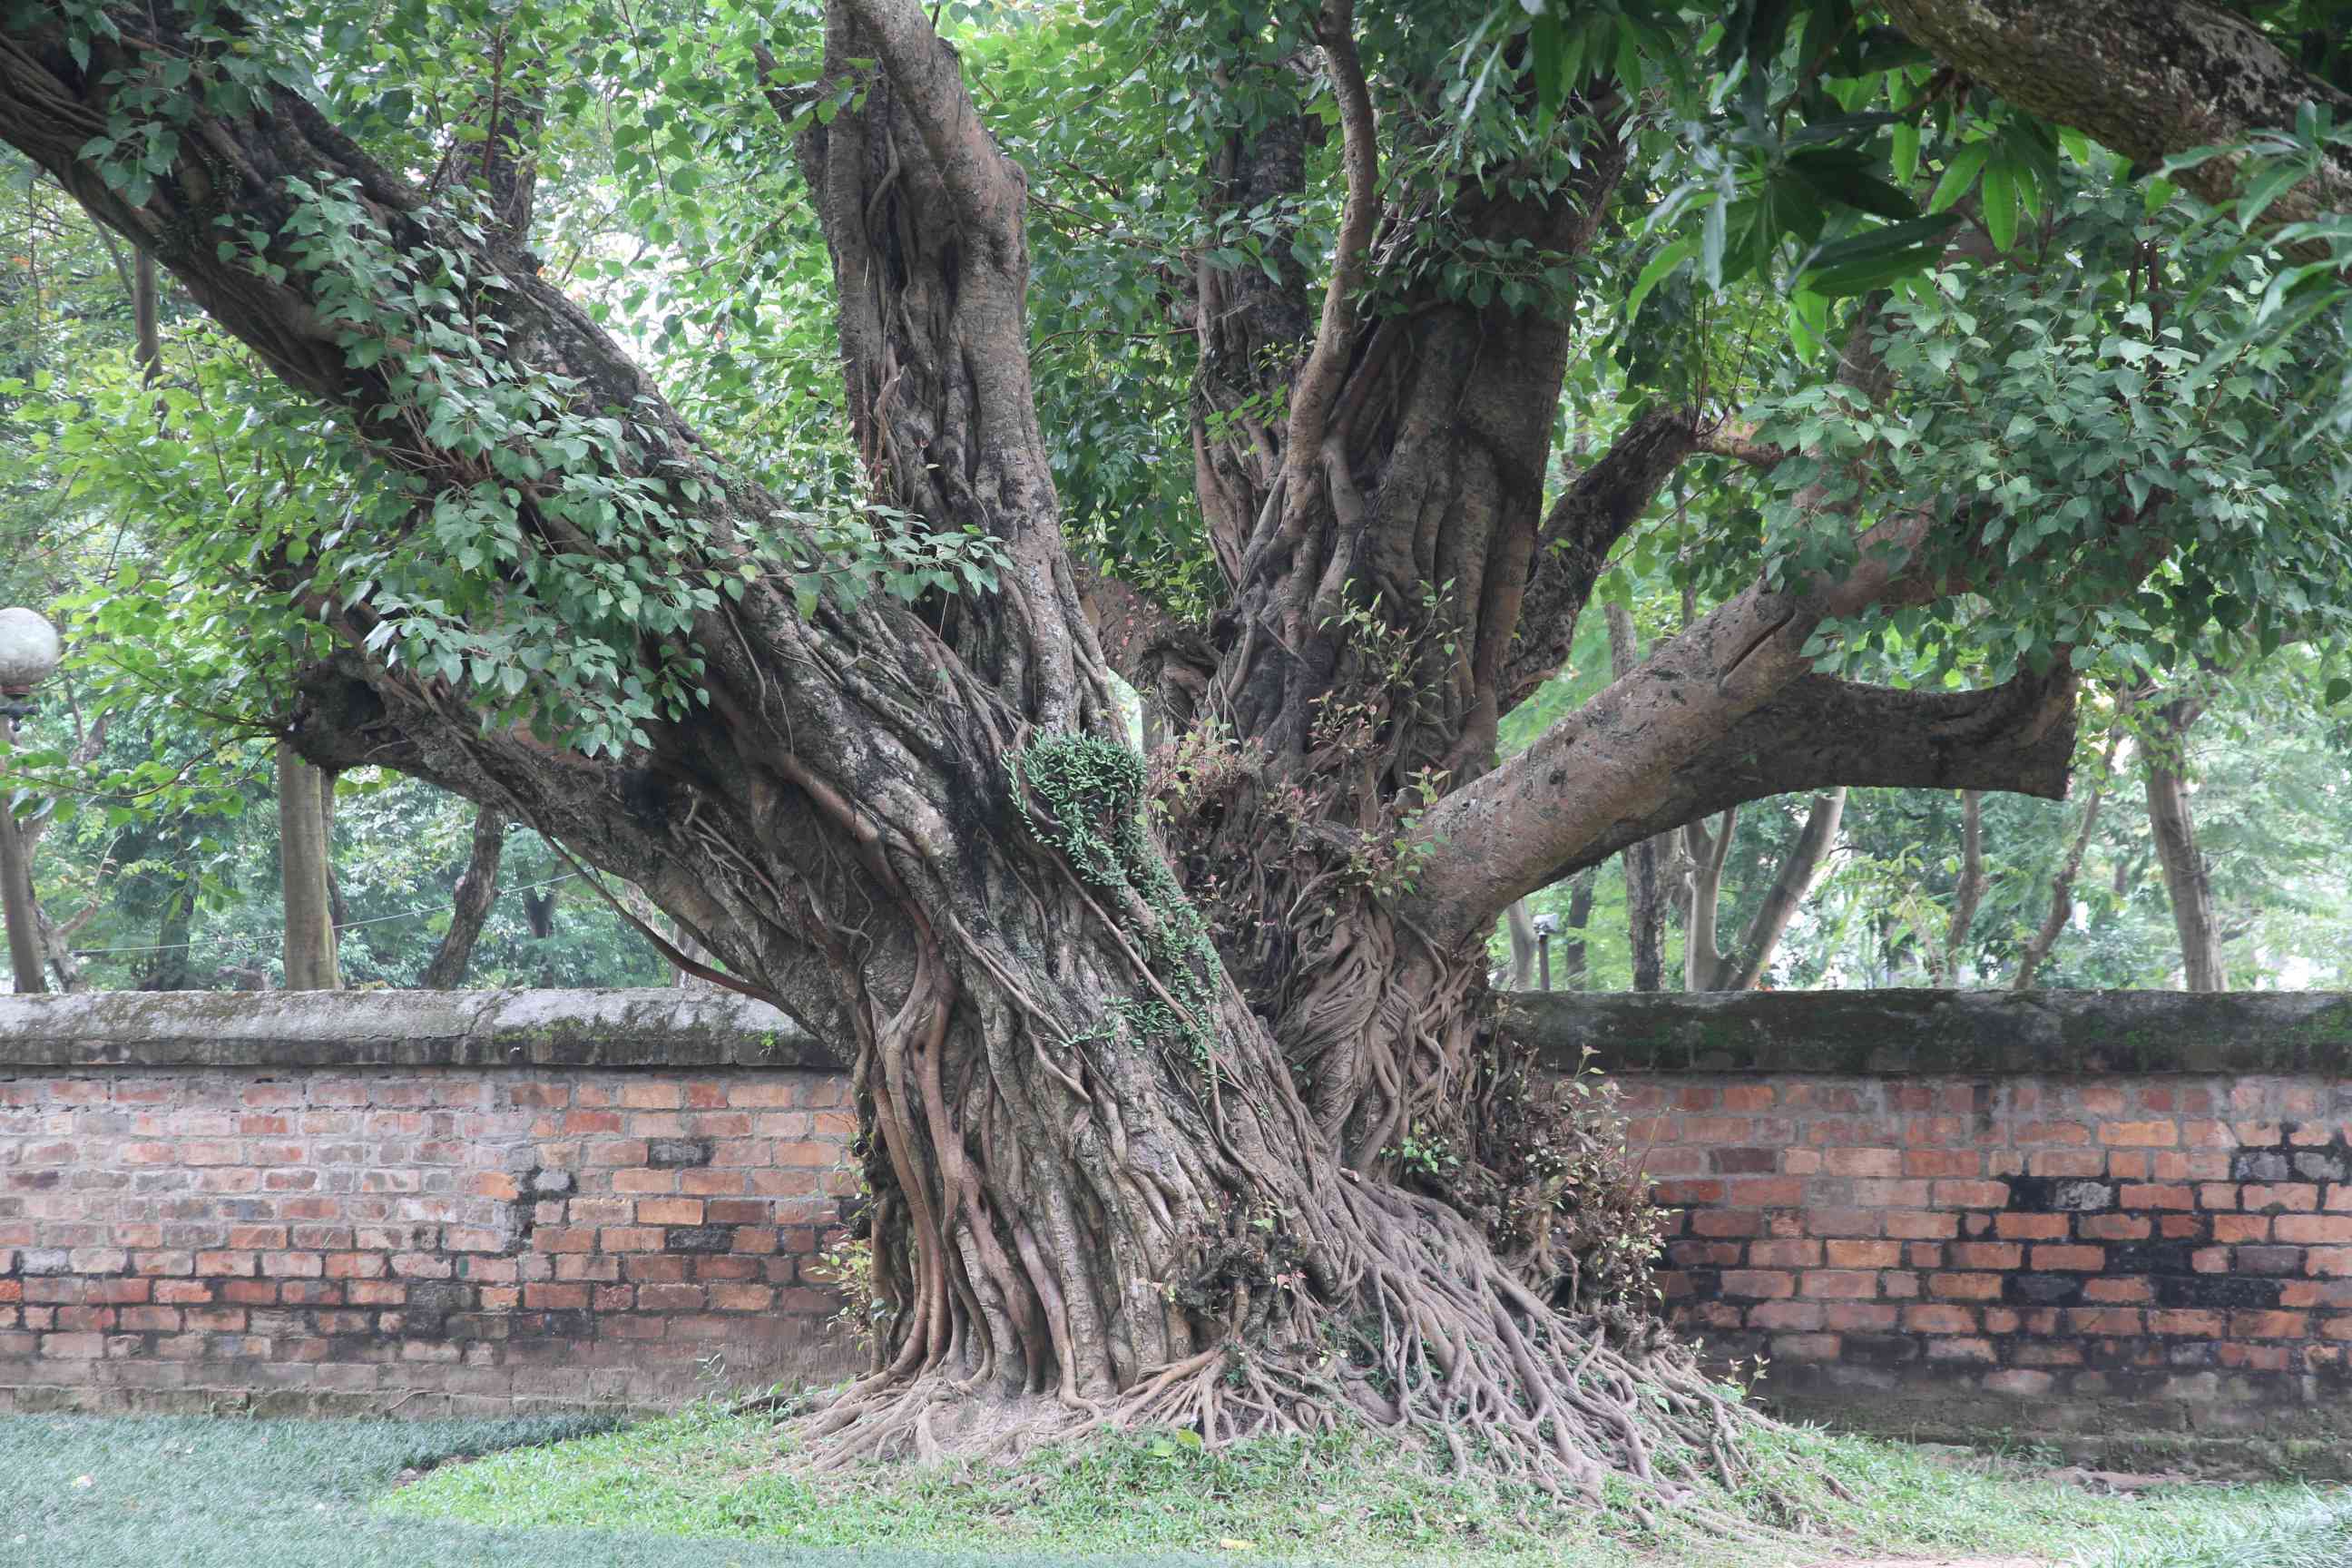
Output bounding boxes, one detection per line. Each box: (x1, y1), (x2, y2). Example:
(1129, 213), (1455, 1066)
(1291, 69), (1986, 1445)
(4, 1406), (2348, 1567)
(378, 1401), (2352, 1567)
(0, 1411), (1220, 1566)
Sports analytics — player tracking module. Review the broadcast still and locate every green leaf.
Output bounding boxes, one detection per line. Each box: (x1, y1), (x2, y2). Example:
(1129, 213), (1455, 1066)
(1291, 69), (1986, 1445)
(1788, 149), (1919, 220)
(1626, 236), (1693, 318)
(1926, 142), (1989, 214)
(1981, 158), (2017, 251)
(1891, 122), (1920, 187)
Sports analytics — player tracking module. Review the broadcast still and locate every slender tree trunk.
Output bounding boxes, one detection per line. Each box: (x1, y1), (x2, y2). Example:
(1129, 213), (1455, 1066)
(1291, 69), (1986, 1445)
(420, 806), (506, 989)
(318, 765), (346, 978)
(133, 245), (159, 379)
(0, 724), (43, 994)
(2142, 697), (2225, 991)
(2013, 734), (2122, 990)
(1558, 867), (1596, 989)
(1716, 789), (1845, 991)
(1504, 897), (1537, 989)
(1930, 790), (1984, 986)
(278, 743), (337, 990)
(1680, 808), (1736, 991)
(1605, 604), (1670, 991)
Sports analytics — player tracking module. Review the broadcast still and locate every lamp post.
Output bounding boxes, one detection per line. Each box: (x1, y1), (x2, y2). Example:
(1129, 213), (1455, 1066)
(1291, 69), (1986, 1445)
(0, 608), (63, 995)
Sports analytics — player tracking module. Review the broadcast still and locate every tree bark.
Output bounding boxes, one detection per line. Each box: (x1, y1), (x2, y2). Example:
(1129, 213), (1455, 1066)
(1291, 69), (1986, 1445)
(420, 806), (506, 990)
(2013, 734), (2122, 991)
(278, 743), (337, 991)
(0, 0), (2194, 1483)
(1886, 0), (2352, 257)
(1717, 789), (1846, 992)
(2142, 696), (2226, 991)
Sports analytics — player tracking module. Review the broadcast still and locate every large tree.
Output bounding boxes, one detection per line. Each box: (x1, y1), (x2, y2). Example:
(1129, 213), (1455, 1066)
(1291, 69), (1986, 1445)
(2, 0), (2348, 1495)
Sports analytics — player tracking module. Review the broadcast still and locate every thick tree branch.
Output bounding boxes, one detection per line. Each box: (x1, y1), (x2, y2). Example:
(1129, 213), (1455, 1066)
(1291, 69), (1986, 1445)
(1500, 407), (1704, 710)
(1887, 0), (2352, 256)
(1410, 654), (2076, 942)
(836, 0), (1025, 246)
(1281, 0), (1377, 468)
(1404, 500), (1937, 943)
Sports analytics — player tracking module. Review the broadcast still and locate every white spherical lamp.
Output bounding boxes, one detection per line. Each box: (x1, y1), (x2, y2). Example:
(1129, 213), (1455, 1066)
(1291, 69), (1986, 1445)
(0, 608), (62, 705)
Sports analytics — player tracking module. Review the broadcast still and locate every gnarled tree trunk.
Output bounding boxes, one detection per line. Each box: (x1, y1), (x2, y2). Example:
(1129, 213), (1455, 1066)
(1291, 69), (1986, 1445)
(3, 0), (2231, 1493)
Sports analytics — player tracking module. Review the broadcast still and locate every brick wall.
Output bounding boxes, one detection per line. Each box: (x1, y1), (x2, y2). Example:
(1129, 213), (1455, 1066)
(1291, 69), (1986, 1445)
(9, 985), (2352, 1469)
(0, 990), (860, 1417)
(1527, 989), (2352, 1475)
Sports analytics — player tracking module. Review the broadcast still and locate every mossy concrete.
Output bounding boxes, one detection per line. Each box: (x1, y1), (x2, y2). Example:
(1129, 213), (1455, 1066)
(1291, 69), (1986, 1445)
(1506, 988), (2352, 1076)
(9, 987), (2349, 1077)
(0, 986), (835, 1071)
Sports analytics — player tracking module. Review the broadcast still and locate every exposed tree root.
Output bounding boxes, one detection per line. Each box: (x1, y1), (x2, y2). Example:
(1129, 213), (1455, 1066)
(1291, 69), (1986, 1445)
(785, 1167), (1811, 1544)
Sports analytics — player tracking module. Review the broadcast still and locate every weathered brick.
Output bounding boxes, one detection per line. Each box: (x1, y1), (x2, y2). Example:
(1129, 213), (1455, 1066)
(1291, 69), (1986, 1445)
(1931, 1181), (2010, 1209)
(2029, 1245), (2105, 1271)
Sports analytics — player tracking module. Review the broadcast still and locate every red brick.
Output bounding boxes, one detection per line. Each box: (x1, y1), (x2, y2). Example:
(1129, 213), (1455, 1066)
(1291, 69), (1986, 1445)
(2030, 1245), (2105, 1271)
(1930, 1272), (2003, 1300)
(1948, 1242), (2022, 1269)
(2082, 1278), (2151, 1304)
(635, 1283), (706, 1312)
(2243, 1184), (2321, 1212)
(1825, 1148), (1903, 1178)
(1885, 1210), (1957, 1240)
(2100, 1122), (2177, 1148)
(1799, 1270), (1878, 1299)
(2068, 1308), (2144, 1334)
(2028, 1150), (2106, 1178)
(2119, 1184), (2193, 1210)
(2277, 1215), (2352, 1244)
(1823, 1240), (1902, 1269)
(1931, 1181), (2010, 1209)
(1926, 1337), (1996, 1362)
(2078, 1214), (2152, 1241)
(2214, 1214), (2271, 1243)
(600, 1228), (665, 1253)
(1903, 1150), (1981, 1178)
(1748, 1301), (1825, 1331)
(1692, 1210), (1763, 1238)
(2014, 1122), (2092, 1146)
(708, 1284), (774, 1311)
(1902, 1305), (1977, 1334)
(1746, 1241), (1821, 1268)
(2231, 1310), (2308, 1338)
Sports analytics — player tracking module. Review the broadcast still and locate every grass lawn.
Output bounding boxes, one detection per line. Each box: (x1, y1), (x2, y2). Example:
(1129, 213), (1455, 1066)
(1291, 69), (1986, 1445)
(3, 1403), (2349, 1567)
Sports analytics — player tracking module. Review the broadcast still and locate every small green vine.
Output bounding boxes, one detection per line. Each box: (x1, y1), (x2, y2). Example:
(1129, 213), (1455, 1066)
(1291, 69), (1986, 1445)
(1008, 732), (1222, 1070)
